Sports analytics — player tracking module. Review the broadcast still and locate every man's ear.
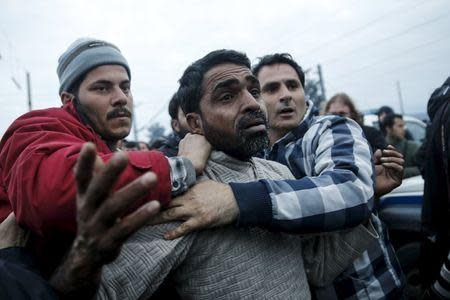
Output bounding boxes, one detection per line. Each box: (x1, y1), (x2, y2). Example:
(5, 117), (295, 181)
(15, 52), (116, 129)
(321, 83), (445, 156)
(185, 113), (204, 135)
(60, 92), (75, 104)
(171, 119), (180, 133)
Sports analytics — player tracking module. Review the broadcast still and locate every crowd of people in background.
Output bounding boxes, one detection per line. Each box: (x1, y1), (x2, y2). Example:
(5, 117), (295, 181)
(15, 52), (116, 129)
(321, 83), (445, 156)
(139, 92), (423, 180)
(0, 37), (448, 300)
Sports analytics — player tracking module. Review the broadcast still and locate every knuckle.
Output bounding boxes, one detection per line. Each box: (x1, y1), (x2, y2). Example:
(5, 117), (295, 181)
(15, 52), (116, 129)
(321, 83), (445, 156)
(166, 209), (178, 219)
(179, 222), (191, 233)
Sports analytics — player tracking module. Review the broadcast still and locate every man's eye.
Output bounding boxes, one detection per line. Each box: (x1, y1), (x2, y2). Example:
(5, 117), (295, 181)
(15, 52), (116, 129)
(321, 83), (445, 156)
(287, 83), (299, 90)
(220, 93), (233, 102)
(121, 86), (130, 94)
(94, 86), (107, 92)
(250, 88), (261, 98)
(265, 85), (277, 93)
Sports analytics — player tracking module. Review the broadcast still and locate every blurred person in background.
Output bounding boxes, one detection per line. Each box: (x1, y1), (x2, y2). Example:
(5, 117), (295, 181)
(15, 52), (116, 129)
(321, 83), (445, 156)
(378, 105), (414, 140)
(150, 92), (190, 157)
(123, 140), (150, 151)
(325, 92), (387, 153)
(382, 113), (420, 178)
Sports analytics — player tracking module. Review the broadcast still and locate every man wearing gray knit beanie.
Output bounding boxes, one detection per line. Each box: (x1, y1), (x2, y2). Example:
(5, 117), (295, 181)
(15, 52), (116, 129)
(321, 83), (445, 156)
(0, 38), (207, 297)
(57, 38), (133, 143)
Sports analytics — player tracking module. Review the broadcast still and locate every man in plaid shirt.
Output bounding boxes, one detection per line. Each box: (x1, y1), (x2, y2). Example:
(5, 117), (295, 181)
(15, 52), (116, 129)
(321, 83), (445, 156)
(157, 52), (405, 299)
(252, 54), (405, 299)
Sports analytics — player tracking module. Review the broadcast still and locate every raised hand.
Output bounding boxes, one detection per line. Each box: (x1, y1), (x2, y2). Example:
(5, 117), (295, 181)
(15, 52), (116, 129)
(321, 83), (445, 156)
(50, 143), (161, 299)
(374, 145), (404, 197)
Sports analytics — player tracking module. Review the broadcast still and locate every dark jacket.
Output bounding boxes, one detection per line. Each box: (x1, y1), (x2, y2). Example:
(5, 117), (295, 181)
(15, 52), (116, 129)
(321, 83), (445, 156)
(362, 125), (387, 153)
(0, 247), (57, 299)
(420, 77), (450, 286)
(386, 137), (420, 178)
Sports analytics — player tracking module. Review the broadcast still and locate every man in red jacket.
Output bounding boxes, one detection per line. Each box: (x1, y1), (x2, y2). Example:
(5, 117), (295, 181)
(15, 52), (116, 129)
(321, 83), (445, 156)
(0, 38), (203, 274)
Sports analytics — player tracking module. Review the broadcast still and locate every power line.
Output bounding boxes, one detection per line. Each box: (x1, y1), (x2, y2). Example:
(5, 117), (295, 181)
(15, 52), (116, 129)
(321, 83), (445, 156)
(329, 52), (448, 88)
(296, 0), (429, 58)
(327, 34), (449, 81)
(320, 11), (450, 67)
(264, 0), (362, 53)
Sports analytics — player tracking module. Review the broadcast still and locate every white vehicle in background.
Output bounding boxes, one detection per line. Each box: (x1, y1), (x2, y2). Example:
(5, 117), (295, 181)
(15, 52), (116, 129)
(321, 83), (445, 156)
(363, 114), (427, 143)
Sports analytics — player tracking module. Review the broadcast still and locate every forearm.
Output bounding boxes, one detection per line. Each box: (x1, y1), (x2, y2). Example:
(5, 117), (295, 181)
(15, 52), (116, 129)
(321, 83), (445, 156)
(49, 246), (102, 300)
(8, 149), (172, 236)
(231, 175), (373, 233)
(233, 117), (374, 233)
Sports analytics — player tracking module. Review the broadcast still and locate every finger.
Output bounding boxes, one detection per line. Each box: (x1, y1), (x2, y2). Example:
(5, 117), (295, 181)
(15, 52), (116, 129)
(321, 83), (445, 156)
(373, 149), (382, 164)
(380, 157), (405, 165)
(166, 196), (191, 208)
(84, 152), (128, 210)
(97, 172), (158, 224)
(93, 154), (105, 174)
(164, 218), (199, 240)
(382, 149), (404, 159)
(386, 145), (397, 151)
(75, 143), (97, 195)
(382, 162), (404, 172)
(147, 206), (191, 225)
(108, 200), (161, 243)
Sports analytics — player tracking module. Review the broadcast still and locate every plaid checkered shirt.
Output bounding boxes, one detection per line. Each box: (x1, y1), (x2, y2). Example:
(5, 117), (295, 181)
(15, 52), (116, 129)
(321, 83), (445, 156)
(230, 101), (405, 299)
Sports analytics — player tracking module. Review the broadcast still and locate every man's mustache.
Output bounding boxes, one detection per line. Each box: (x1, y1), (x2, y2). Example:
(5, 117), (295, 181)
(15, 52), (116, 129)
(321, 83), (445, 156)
(237, 110), (267, 130)
(106, 108), (132, 120)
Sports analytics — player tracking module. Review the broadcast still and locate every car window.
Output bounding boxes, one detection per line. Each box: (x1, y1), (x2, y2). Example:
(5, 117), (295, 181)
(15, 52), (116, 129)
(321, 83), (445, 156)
(406, 121), (425, 143)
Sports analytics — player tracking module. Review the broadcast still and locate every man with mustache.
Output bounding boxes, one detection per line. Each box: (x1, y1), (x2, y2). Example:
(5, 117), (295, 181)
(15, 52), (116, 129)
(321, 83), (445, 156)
(53, 49), (377, 299)
(0, 38), (204, 275)
(156, 53), (405, 299)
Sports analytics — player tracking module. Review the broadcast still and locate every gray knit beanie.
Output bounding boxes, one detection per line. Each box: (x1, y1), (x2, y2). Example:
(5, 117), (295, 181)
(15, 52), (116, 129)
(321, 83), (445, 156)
(57, 37), (131, 95)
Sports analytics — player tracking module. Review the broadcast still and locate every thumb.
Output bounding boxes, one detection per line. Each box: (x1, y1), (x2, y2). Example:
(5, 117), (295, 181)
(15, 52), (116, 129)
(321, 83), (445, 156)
(373, 149), (382, 164)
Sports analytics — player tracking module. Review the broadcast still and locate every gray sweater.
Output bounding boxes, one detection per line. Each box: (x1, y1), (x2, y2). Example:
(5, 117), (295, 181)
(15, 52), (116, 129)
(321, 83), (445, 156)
(97, 151), (378, 300)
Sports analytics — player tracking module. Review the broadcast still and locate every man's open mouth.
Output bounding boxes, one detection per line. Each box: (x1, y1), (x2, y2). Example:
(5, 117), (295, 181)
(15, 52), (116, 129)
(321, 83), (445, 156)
(278, 107), (295, 115)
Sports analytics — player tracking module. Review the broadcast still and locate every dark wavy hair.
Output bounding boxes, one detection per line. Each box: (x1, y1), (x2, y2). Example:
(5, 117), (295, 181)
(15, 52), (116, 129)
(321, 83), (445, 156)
(252, 53), (305, 87)
(168, 92), (180, 120)
(177, 49), (251, 114)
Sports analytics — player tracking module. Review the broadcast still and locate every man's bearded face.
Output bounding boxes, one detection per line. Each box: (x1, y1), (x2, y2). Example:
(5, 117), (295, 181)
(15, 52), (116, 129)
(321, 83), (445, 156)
(198, 63), (269, 160)
(202, 109), (269, 160)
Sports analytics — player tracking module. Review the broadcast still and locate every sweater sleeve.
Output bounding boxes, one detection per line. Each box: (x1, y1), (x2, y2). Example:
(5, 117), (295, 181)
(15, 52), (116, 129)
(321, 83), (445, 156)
(96, 223), (195, 300)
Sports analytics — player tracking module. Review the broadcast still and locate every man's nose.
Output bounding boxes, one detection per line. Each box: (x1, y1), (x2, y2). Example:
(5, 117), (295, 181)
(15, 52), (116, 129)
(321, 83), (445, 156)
(279, 84), (292, 103)
(241, 90), (262, 113)
(111, 86), (129, 106)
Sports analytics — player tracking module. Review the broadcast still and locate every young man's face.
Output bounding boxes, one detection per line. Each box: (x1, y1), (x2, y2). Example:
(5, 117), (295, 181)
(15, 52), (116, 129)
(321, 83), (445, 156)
(388, 117), (406, 139)
(257, 63), (307, 138)
(192, 63), (269, 159)
(77, 65), (133, 141)
(172, 106), (190, 138)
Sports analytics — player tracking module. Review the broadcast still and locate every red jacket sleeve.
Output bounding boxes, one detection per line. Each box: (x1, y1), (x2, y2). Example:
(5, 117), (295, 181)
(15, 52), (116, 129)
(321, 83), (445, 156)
(0, 108), (171, 236)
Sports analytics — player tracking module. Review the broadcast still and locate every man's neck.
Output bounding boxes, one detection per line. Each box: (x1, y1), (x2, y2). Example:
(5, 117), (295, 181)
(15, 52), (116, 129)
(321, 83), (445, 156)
(386, 135), (402, 145)
(268, 129), (289, 147)
(106, 140), (120, 152)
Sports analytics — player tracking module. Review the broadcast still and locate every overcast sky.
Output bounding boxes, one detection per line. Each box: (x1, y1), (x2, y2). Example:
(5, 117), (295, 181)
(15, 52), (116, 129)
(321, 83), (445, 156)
(1, 0), (449, 140)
